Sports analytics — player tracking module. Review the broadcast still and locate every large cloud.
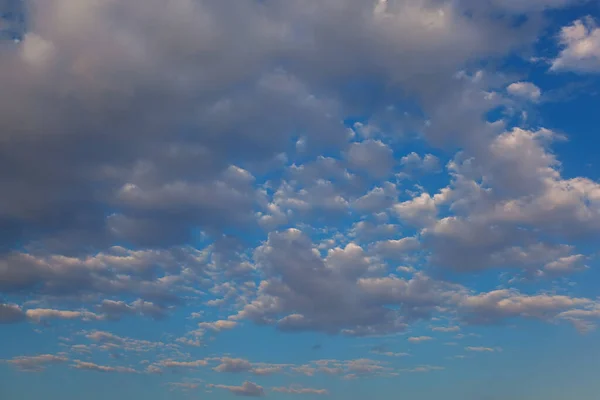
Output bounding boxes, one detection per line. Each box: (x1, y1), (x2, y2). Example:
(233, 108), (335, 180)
(419, 127), (600, 273)
(234, 229), (457, 336)
(0, 0), (543, 253)
(2, 1), (600, 384)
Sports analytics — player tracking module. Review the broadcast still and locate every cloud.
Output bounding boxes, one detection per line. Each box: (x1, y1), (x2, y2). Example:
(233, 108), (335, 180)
(272, 385), (329, 395)
(5, 354), (68, 372)
(400, 365), (445, 373)
(208, 381), (265, 397)
(25, 308), (101, 323)
(507, 82), (542, 101)
(0, 303), (26, 323)
(421, 127), (600, 273)
(72, 360), (137, 373)
(408, 336), (434, 343)
(465, 346), (501, 352)
(167, 382), (201, 392)
(84, 330), (171, 353)
(234, 229), (454, 336)
(157, 359), (208, 370)
(457, 289), (595, 325)
(352, 183), (399, 213)
(0, 0), (550, 257)
(346, 140), (394, 178)
(399, 152), (441, 177)
(212, 357), (253, 373)
(489, 0), (585, 12)
(551, 17), (600, 73)
(0, 246), (206, 305)
(198, 320), (238, 332)
(2, 3), (600, 397)
(99, 299), (169, 321)
(372, 237), (420, 260)
(431, 326), (461, 333)
(543, 255), (588, 275)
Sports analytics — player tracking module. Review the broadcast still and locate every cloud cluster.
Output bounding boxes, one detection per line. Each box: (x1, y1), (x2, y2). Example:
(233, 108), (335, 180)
(234, 229), (456, 336)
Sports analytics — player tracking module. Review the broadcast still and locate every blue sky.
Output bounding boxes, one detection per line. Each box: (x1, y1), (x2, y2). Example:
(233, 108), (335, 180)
(1, 0), (600, 399)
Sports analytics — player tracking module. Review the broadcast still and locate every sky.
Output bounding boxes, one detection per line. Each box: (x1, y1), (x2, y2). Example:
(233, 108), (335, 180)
(1, 0), (600, 399)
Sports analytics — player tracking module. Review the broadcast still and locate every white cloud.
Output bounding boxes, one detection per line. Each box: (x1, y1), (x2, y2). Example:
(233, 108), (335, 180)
(421, 127), (600, 273)
(393, 193), (438, 227)
(507, 82), (542, 101)
(431, 326), (461, 333)
(198, 320), (238, 332)
(5, 354), (68, 372)
(399, 152), (441, 175)
(234, 229), (453, 336)
(465, 346), (501, 352)
(1, 2), (600, 391)
(490, 0), (583, 12)
(208, 381), (265, 397)
(272, 385), (329, 395)
(372, 237), (421, 260)
(346, 140), (395, 178)
(0, 303), (25, 323)
(551, 17), (600, 73)
(408, 336), (434, 343)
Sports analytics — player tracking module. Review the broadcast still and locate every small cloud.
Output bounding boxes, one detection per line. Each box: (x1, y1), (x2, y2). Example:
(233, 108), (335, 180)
(507, 81), (542, 102)
(272, 385), (329, 395)
(207, 381), (265, 397)
(431, 326), (461, 333)
(408, 336), (433, 343)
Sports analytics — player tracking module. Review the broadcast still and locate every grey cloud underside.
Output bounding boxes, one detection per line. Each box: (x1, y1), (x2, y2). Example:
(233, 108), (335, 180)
(2, 0), (600, 339)
(0, 0), (542, 251)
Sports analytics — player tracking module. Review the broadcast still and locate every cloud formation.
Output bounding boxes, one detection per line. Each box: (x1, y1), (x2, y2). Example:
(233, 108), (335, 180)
(208, 381), (265, 397)
(1, 1), (600, 398)
(551, 17), (600, 73)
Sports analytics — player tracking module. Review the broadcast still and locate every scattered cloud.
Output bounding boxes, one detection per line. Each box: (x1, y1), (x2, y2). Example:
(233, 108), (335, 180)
(5, 354), (68, 372)
(465, 346), (501, 353)
(0, 303), (26, 323)
(408, 336), (434, 343)
(1, 1), (599, 398)
(507, 82), (542, 101)
(272, 385), (329, 395)
(208, 381), (265, 397)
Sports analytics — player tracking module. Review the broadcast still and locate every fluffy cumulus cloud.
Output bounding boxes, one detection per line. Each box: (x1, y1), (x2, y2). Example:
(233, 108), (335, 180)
(233, 229), (459, 336)
(419, 127), (600, 274)
(2, 0), (600, 397)
(507, 81), (542, 101)
(551, 17), (600, 73)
